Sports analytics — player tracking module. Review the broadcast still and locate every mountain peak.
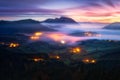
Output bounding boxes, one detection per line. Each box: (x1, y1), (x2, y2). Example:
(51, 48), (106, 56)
(43, 17), (78, 24)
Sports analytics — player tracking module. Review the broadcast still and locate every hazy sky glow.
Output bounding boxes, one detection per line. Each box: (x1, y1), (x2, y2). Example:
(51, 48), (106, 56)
(0, 0), (120, 23)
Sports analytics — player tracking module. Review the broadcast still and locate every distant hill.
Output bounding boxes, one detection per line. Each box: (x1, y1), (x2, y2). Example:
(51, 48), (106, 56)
(104, 22), (120, 30)
(12, 19), (40, 24)
(0, 19), (40, 24)
(0, 19), (56, 33)
(42, 17), (78, 24)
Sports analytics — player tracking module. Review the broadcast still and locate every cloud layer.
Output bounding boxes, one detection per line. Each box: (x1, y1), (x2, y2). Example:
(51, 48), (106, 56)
(0, 0), (120, 23)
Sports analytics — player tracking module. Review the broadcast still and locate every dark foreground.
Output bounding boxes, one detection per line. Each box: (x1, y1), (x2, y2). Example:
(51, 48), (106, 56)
(0, 48), (120, 80)
(0, 38), (120, 80)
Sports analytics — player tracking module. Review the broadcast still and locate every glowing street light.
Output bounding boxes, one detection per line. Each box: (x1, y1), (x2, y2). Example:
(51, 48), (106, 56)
(49, 55), (60, 60)
(91, 59), (96, 63)
(82, 59), (90, 63)
(60, 40), (66, 44)
(56, 56), (60, 59)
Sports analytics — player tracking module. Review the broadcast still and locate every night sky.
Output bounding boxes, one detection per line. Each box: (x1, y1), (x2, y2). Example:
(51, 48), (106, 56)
(0, 0), (120, 23)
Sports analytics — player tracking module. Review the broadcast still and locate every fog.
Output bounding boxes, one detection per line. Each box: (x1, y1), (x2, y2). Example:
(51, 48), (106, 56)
(41, 23), (120, 42)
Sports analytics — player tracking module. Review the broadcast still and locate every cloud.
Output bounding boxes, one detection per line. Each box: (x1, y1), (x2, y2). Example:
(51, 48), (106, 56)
(84, 11), (112, 17)
(0, 0), (120, 23)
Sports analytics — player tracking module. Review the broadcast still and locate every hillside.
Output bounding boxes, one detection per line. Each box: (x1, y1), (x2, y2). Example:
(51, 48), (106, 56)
(0, 19), (56, 33)
(104, 22), (120, 30)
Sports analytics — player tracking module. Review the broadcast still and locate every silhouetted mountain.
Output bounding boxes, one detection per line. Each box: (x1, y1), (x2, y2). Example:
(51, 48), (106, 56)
(12, 19), (40, 24)
(104, 22), (120, 30)
(0, 19), (56, 33)
(42, 17), (78, 24)
(0, 19), (40, 24)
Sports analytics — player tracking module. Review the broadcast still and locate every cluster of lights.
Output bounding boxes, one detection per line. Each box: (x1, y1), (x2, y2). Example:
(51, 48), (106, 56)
(30, 32), (43, 40)
(9, 43), (19, 48)
(82, 59), (96, 64)
(70, 47), (81, 54)
(31, 55), (60, 62)
(32, 57), (44, 62)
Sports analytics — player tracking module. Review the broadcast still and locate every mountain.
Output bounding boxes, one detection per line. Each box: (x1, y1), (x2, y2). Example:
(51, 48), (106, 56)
(104, 22), (120, 30)
(0, 19), (56, 33)
(12, 19), (40, 24)
(42, 17), (78, 24)
(0, 19), (40, 24)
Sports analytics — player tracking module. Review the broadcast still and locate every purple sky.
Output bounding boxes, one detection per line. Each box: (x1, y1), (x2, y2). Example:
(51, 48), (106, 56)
(0, 0), (120, 23)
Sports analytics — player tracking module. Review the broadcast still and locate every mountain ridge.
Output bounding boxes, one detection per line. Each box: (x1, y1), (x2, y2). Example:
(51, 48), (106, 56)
(0, 19), (56, 33)
(42, 17), (78, 24)
(0, 17), (78, 24)
(104, 22), (120, 30)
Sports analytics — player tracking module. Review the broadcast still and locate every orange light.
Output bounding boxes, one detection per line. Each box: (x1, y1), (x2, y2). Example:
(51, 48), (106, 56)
(76, 47), (80, 52)
(85, 59), (89, 62)
(82, 59), (90, 63)
(33, 58), (39, 62)
(56, 56), (60, 59)
(71, 47), (81, 54)
(73, 50), (77, 53)
(30, 32), (43, 40)
(49, 55), (60, 59)
(91, 59), (96, 63)
(9, 43), (19, 48)
(33, 58), (44, 62)
(47, 33), (66, 41)
(30, 36), (40, 40)
(82, 59), (96, 64)
(34, 32), (43, 36)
